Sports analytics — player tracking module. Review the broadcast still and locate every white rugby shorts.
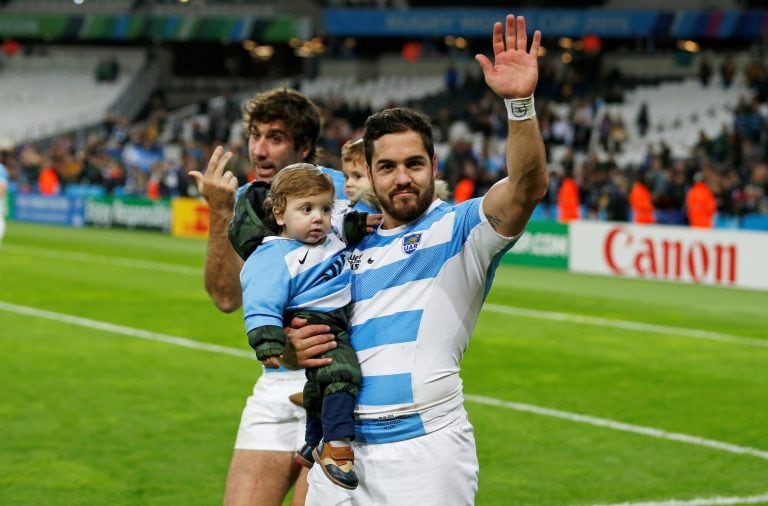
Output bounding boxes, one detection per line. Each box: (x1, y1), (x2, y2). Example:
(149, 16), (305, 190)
(234, 370), (307, 452)
(306, 413), (479, 505)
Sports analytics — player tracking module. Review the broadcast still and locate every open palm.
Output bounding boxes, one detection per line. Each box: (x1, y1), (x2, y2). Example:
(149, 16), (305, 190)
(475, 15), (541, 99)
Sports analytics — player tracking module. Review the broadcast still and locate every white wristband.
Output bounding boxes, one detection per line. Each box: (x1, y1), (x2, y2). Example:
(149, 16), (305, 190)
(504, 95), (536, 121)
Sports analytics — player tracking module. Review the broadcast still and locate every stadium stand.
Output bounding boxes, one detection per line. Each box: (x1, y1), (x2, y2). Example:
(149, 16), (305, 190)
(1, 1), (766, 230)
(0, 46), (152, 143)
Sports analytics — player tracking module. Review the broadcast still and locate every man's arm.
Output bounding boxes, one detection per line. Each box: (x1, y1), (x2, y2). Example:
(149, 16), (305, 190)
(476, 15), (549, 237)
(190, 146), (243, 312)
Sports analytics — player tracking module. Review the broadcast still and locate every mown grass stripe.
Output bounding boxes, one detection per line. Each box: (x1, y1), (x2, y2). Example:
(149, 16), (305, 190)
(6, 243), (765, 349)
(3, 300), (767, 463)
(483, 303), (768, 349)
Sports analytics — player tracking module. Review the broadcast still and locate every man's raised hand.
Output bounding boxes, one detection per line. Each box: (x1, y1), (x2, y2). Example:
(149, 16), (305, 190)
(475, 15), (541, 100)
(189, 146), (238, 210)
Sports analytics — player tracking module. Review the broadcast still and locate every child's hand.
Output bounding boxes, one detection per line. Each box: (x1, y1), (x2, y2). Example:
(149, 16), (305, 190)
(365, 213), (383, 233)
(261, 356), (282, 369)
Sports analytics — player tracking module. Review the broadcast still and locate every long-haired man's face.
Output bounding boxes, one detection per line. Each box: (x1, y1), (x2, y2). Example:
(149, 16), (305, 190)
(247, 120), (309, 183)
(369, 130), (436, 229)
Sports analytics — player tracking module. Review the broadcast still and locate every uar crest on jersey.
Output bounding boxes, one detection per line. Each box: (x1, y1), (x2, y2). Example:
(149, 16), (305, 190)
(402, 233), (422, 255)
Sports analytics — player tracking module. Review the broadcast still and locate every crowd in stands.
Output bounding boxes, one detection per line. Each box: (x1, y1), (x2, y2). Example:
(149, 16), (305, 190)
(2, 54), (768, 230)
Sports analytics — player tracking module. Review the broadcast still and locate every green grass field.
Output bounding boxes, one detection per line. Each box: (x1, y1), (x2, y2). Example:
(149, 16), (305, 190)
(1, 221), (767, 506)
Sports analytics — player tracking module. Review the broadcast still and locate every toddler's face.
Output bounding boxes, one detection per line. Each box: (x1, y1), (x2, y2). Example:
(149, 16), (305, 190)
(277, 191), (334, 244)
(342, 161), (370, 201)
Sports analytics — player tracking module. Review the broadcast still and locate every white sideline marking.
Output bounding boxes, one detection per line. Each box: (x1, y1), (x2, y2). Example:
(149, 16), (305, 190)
(483, 304), (768, 349)
(0, 301), (253, 359)
(464, 394), (768, 461)
(2, 300), (767, 464)
(6, 243), (766, 348)
(2, 244), (201, 275)
(588, 492), (768, 506)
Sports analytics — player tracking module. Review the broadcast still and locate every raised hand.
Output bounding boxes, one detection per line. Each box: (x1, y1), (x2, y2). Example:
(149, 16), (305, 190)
(189, 145), (238, 212)
(475, 15), (541, 100)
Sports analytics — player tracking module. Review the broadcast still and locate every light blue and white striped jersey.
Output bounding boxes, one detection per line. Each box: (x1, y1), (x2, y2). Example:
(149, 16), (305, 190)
(347, 197), (520, 444)
(241, 228), (351, 341)
(236, 165), (347, 376)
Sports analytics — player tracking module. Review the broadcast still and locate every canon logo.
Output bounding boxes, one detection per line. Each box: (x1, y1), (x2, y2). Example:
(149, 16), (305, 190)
(603, 227), (737, 284)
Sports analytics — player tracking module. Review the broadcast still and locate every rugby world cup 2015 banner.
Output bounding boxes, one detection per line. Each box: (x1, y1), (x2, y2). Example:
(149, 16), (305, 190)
(569, 221), (768, 291)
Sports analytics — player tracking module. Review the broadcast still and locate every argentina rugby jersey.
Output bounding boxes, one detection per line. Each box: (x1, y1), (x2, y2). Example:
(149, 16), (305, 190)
(241, 229), (352, 372)
(235, 166), (349, 375)
(347, 198), (521, 443)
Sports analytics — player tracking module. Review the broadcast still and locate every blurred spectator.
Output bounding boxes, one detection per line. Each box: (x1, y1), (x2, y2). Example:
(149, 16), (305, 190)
(636, 102), (649, 138)
(37, 165), (60, 196)
(444, 62), (459, 93)
(629, 173), (656, 224)
(698, 54), (713, 87)
(442, 135), (478, 192)
(608, 114), (627, 153)
(686, 172), (717, 228)
(453, 160), (476, 204)
(720, 54), (737, 89)
(557, 167), (581, 222)
(601, 170), (630, 222)
(598, 112), (612, 151)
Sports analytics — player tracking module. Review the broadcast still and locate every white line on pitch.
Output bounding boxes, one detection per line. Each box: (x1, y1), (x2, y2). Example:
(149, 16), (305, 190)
(2, 244), (201, 275)
(585, 491), (768, 506)
(1, 300), (767, 463)
(0, 300), (252, 359)
(483, 304), (768, 349)
(464, 394), (768, 461)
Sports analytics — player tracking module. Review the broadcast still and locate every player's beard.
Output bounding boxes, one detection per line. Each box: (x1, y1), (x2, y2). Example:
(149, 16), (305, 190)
(374, 177), (435, 225)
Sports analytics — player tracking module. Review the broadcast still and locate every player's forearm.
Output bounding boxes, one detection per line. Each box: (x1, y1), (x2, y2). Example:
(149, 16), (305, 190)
(204, 207), (243, 312)
(483, 118), (548, 237)
(505, 118), (549, 210)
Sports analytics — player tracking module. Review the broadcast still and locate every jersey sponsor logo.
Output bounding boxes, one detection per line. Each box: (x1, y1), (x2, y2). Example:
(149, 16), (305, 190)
(348, 253), (362, 270)
(402, 233), (422, 255)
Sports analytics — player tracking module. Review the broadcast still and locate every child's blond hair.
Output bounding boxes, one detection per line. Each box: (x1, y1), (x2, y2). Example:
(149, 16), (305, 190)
(264, 163), (334, 232)
(341, 138), (365, 166)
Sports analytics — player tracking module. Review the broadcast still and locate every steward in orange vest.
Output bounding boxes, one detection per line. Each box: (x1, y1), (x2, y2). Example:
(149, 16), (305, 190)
(686, 175), (717, 228)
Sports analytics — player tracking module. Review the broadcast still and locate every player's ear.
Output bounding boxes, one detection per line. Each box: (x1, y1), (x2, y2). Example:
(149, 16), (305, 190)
(274, 208), (285, 227)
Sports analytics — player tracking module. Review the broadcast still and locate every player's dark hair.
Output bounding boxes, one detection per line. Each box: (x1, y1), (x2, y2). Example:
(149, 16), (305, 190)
(362, 108), (434, 167)
(242, 88), (322, 164)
